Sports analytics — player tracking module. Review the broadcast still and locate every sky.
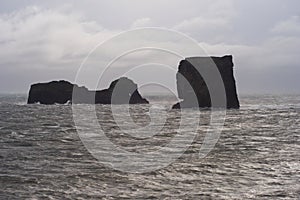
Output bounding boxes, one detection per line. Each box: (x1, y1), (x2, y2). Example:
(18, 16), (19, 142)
(0, 0), (299, 94)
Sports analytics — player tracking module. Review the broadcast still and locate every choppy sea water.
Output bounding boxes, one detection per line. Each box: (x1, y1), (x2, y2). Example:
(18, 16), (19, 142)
(0, 94), (299, 199)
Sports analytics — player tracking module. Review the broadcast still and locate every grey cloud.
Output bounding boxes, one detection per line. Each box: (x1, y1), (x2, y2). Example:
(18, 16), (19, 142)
(0, 1), (299, 94)
(271, 16), (300, 35)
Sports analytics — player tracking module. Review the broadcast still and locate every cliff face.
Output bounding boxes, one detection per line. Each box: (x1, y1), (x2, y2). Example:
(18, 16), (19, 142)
(27, 77), (149, 105)
(27, 80), (74, 105)
(172, 55), (240, 109)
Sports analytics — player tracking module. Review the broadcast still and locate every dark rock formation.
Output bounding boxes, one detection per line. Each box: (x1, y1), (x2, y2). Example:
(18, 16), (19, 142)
(27, 77), (149, 105)
(172, 55), (240, 109)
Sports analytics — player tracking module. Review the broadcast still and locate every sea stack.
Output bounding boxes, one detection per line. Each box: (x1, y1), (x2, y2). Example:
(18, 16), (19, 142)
(27, 77), (149, 105)
(172, 55), (240, 109)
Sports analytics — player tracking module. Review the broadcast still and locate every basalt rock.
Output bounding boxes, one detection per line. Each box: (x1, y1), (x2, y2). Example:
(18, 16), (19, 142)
(27, 77), (149, 105)
(172, 55), (240, 109)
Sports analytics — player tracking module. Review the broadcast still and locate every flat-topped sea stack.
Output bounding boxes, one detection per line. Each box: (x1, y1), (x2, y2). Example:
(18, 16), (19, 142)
(172, 55), (240, 109)
(27, 77), (149, 105)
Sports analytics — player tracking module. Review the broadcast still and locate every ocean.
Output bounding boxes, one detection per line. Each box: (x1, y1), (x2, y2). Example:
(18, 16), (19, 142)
(0, 94), (299, 199)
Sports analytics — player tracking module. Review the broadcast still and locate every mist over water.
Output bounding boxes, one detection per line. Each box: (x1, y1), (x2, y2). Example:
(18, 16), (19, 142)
(0, 94), (299, 199)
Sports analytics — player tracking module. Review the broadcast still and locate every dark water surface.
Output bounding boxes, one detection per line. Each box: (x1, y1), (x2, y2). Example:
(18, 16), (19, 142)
(0, 94), (299, 199)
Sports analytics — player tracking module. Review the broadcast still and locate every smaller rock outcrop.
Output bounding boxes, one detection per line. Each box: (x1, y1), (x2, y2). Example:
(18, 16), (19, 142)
(172, 55), (240, 109)
(27, 77), (149, 105)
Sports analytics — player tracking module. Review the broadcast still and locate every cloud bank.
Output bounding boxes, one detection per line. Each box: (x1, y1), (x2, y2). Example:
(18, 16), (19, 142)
(0, 1), (299, 94)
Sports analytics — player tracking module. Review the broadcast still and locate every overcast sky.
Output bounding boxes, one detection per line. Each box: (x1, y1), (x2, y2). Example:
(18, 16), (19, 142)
(0, 0), (299, 94)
